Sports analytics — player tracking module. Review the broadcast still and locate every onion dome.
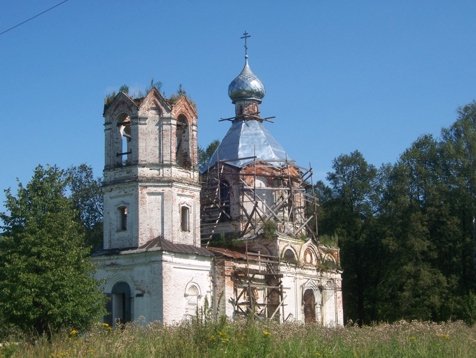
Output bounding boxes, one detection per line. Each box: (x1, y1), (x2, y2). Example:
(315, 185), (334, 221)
(228, 56), (266, 103)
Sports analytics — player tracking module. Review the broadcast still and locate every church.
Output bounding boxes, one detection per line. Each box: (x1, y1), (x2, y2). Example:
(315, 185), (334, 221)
(92, 36), (343, 326)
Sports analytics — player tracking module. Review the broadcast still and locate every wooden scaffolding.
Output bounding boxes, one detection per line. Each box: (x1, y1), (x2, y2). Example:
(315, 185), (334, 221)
(200, 157), (319, 243)
(231, 251), (285, 321)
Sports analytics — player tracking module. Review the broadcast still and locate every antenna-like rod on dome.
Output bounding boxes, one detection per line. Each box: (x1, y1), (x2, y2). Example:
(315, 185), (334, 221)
(241, 31), (251, 58)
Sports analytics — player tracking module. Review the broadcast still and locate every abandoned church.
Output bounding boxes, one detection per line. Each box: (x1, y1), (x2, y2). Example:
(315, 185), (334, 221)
(92, 38), (343, 326)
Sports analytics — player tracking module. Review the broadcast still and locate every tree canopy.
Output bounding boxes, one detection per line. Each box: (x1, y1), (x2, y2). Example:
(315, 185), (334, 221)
(198, 139), (220, 169)
(319, 101), (476, 324)
(0, 165), (105, 337)
(66, 164), (103, 249)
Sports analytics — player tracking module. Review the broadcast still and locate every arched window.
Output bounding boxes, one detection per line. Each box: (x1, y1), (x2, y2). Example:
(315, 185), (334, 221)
(117, 206), (128, 231)
(117, 114), (131, 166)
(283, 248), (297, 263)
(176, 114), (191, 169)
(304, 248), (314, 264)
(323, 255), (337, 269)
(184, 284), (200, 317)
(181, 206), (190, 231)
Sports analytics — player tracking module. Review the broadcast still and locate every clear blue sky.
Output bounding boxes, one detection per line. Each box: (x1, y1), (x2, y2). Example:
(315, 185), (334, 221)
(1, 1), (476, 212)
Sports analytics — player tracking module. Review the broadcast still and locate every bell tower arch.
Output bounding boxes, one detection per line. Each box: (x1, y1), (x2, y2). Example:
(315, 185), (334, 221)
(102, 88), (200, 250)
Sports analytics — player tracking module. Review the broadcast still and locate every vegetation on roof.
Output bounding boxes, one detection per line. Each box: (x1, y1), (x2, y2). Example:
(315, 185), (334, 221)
(104, 81), (196, 112)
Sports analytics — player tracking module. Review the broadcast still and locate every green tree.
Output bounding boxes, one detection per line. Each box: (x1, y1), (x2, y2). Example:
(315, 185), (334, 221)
(320, 150), (379, 324)
(439, 103), (476, 318)
(0, 165), (106, 337)
(441, 102), (476, 282)
(378, 135), (461, 321)
(66, 164), (103, 249)
(198, 139), (220, 169)
(318, 101), (476, 324)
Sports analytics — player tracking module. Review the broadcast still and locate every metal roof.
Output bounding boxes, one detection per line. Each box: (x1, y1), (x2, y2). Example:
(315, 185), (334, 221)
(92, 237), (214, 257)
(206, 119), (290, 169)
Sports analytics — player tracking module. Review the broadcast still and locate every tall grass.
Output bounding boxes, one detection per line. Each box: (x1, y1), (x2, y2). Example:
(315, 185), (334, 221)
(2, 319), (476, 357)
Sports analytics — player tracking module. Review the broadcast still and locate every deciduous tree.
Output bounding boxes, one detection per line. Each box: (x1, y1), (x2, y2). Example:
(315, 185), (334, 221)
(0, 165), (105, 337)
(320, 150), (379, 324)
(66, 164), (103, 249)
(198, 139), (220, 169)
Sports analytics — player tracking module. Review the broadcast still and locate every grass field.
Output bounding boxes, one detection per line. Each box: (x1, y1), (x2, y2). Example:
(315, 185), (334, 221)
(2, 318), (476, 357)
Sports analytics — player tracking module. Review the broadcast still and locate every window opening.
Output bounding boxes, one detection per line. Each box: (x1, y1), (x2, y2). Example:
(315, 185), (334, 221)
(255, 176), (272, 214)
(181, 206), (190, 231)
(175, 115), (190, 168)
(283, 248), (296, 263)
(117, 115), (131, 166)
(118, 207), (127, 231)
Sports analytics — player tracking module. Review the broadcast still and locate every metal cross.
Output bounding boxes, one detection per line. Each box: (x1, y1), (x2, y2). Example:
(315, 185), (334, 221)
(241, 31), (251, 56)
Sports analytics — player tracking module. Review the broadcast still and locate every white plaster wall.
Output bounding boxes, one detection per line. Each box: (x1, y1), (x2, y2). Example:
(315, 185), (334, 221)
(138, 183), (199, 246)
(279, 257), (343, 326)
(281, 270), (298, 322)
(93, 251), (165, 323)
(103, 184), (138, 249)
(93, 250), (214, 325)
(320, 272), (343, 326)
(143, 191), (164, 241)
(161, 253), (214, 325)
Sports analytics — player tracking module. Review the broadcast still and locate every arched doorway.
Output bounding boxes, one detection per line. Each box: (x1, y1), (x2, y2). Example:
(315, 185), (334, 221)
(303, 289), (316, 323)
(105, 281), (132, 327)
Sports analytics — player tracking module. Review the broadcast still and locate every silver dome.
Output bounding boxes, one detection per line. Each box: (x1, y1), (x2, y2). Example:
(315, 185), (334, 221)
(228, 57), (265, 103)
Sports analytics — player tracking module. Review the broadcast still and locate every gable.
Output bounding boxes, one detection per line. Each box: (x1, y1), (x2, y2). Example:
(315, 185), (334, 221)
(103, 92), (138, 122)
(138, 87), (171, 116)
(170, 96), (198, 126)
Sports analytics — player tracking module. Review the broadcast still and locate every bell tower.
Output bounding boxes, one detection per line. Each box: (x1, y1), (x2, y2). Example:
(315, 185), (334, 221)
(102, 87), (200, 249)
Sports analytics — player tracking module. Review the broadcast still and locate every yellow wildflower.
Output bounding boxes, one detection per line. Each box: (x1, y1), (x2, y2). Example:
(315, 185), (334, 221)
(263, 330), (271, 336)
(437, 334), (450, 340)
